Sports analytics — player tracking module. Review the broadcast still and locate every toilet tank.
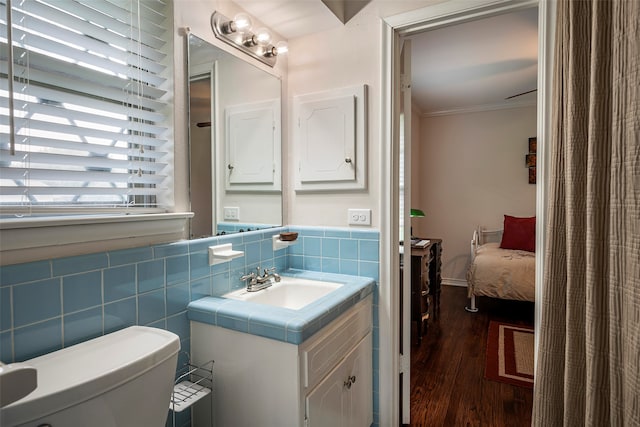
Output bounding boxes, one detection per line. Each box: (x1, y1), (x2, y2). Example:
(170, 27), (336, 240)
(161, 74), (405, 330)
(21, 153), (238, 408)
(2, 326), (180, 427)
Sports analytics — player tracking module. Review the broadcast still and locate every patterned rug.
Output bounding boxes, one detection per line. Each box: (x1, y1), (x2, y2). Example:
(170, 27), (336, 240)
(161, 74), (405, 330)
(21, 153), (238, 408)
(485, 321), (534, 388)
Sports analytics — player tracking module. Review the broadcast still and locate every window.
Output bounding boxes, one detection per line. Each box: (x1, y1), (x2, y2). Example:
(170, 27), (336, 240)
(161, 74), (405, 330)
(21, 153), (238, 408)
(1, 0), (173, 216)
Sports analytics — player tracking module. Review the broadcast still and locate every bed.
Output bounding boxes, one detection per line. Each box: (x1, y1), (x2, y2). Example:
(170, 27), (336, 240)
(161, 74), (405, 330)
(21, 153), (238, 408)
(465, 218), (536, 312)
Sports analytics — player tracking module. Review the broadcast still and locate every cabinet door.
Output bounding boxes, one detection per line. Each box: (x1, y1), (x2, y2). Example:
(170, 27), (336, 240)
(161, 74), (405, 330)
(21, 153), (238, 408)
(293, 85), (367, 192)
(305, 333), (372, 427)
(298, 95), (356, 183)
(225, 99), (280, 191)
(344, 333), (373, 427)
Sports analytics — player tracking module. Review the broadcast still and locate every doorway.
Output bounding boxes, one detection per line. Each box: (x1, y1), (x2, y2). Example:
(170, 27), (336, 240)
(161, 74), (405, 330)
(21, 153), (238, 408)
(379, 1), (554, 425)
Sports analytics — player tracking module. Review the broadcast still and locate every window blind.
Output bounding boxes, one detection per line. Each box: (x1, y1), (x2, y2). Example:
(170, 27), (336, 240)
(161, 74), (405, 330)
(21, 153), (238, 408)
(0, 0), (172, 214)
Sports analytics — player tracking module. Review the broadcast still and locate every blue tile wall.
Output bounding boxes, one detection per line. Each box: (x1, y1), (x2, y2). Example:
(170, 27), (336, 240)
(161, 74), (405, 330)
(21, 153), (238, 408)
(0, 226), (287, 363)
(0, 225), (380, 427)
(216, 222), (278, 234)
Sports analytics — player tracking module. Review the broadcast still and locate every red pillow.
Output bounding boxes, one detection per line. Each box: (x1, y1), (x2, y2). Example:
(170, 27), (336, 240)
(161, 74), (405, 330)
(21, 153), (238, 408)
(500, 215), (535, 252)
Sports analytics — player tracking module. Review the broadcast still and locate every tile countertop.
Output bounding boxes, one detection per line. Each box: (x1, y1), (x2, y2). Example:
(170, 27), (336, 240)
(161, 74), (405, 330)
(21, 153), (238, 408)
(187, 269), (375, 345)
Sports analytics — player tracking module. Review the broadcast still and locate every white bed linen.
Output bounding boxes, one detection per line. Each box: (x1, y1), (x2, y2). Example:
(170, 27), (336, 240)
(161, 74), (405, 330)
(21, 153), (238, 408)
(466, 242), (535, 302)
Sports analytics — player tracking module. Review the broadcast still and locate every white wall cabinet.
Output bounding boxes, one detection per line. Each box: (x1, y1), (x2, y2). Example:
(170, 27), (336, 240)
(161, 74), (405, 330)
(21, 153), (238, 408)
(294, 85), (367, 192)
(191, 295), (373, 427)
(224, 99), (281, 192)
(298, 95), (356, 183)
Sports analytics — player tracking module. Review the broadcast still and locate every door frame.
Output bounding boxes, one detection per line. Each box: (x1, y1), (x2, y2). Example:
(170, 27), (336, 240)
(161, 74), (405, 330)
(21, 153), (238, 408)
(378, 0), (556, 424)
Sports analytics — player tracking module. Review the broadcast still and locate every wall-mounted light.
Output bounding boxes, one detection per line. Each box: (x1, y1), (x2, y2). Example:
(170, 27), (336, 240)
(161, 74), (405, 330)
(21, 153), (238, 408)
(211, 11), (287, 68)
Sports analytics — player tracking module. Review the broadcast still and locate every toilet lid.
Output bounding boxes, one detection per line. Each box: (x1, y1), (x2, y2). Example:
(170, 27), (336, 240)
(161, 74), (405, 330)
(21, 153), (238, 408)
(2, 326), (180, 425)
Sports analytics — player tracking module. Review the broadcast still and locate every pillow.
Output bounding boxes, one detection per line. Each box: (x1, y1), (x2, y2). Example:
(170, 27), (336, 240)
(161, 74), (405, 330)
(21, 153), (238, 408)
(500, 215), (535, 252)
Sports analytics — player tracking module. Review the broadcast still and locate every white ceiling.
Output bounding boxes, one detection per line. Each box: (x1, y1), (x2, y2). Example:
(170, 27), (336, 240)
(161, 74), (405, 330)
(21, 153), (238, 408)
(409, 7), (538, 114)
(232, 0), (345, 39)
(233, 1), (538, 115)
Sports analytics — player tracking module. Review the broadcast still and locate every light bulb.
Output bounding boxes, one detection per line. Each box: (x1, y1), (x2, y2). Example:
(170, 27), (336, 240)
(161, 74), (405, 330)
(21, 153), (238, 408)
(276, 41), (288, 55)
(233, 13), (252, 33)
(253, 28), (271, 46)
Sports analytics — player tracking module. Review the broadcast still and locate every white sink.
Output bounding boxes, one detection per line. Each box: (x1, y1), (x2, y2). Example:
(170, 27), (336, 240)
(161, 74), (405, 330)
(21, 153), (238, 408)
(224, 276), (343, 310)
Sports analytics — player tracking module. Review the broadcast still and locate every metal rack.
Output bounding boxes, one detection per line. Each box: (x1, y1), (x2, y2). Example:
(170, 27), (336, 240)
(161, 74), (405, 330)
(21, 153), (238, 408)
(170, 353), (214, 426)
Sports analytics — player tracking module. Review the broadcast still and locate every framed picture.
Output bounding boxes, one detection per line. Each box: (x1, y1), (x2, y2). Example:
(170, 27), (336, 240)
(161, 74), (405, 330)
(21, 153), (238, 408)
(528, 137), (537, 153)
(525, 153), (537, 168)
(529, 167), (536, 184)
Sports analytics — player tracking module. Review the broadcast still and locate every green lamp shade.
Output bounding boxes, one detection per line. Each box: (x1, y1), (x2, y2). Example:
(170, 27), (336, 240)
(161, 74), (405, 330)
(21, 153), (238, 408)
(410, 208), (425, 218)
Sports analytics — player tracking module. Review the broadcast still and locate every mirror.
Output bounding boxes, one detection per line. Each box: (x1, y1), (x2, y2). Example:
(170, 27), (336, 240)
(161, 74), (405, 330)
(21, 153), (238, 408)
(187, 34), (282, 238)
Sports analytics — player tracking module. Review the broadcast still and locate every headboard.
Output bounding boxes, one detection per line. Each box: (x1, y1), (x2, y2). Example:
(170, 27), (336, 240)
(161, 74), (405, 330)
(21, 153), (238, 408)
(477, 228), (503, 245)
(470, 228), (504, 258)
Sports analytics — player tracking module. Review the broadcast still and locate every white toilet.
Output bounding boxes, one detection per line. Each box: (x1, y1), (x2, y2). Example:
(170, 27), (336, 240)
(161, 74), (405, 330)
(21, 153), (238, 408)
(1, 326), (180, 427)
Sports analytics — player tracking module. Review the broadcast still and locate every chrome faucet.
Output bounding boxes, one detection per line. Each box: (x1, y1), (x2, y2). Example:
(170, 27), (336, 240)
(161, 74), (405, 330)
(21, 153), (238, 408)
(241, 267), (281, 292)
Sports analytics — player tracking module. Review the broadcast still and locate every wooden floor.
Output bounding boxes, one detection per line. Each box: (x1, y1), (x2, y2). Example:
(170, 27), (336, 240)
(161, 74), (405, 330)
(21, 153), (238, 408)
(407, 285), (534, 427)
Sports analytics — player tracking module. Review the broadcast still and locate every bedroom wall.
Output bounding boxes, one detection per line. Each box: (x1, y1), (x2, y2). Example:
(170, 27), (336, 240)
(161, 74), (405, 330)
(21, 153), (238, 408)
(412, 105), (537, 283)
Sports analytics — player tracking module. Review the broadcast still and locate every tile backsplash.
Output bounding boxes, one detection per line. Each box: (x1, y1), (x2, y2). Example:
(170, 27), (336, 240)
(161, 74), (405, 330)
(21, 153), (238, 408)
(0, 226), (379, 363)
(0, 225), (380, 426)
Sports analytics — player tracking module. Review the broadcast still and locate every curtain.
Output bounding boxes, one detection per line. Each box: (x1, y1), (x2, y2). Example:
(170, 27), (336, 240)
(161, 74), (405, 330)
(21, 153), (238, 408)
(533, 1), (639, 426)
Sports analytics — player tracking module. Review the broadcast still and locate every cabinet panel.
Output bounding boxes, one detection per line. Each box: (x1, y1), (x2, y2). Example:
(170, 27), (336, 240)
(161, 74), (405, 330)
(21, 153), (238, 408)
(302, 297), (371, 390)
(225, 99), (281, 191)
(293, 85), (367, 192)
(305, 333), (372, 427)
(343, 333), (373, 427)
(299, 96), (355, 183)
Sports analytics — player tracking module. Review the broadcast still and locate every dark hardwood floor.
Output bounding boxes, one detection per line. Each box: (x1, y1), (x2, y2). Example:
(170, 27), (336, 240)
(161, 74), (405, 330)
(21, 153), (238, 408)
(408, 285), (534, 427)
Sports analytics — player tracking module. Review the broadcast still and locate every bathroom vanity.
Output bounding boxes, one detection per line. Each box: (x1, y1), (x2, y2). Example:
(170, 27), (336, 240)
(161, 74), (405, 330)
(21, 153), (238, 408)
(188, 270), (374, 427)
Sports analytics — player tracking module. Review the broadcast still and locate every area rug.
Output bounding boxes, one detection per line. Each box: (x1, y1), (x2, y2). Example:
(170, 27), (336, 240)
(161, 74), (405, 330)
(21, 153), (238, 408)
(485, 321), (534, 388)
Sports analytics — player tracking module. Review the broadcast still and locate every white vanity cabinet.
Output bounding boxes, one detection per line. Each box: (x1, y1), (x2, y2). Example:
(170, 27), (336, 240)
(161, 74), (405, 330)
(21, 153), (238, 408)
(305, 333), (372, 426)
(191, 295), (372, 427)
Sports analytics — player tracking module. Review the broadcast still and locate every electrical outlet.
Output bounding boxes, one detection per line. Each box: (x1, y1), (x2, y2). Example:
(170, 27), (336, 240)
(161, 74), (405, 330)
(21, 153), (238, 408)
(347, 208), (371, 226)
(223, 207), (240, 221)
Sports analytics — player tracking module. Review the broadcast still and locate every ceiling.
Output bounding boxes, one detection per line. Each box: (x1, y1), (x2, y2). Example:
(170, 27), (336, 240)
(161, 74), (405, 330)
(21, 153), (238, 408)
(409, 7), (538, 115)
(232, 1), (538, 115)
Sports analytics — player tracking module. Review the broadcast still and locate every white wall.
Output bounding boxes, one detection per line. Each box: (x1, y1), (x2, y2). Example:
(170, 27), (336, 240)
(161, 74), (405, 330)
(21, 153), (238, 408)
(176, 0), (442, 230)
(285, 12), (380, 227)
(285, 1), (438, 228)
(413, 106), (537, 282)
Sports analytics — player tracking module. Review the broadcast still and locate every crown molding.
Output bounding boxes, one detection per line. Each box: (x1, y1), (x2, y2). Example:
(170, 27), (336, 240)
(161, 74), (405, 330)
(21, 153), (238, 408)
(421, 99), (536, 118)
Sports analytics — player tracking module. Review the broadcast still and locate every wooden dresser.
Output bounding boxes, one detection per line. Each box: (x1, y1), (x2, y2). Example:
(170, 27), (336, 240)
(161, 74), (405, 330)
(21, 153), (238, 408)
(406, 238), (442, 343)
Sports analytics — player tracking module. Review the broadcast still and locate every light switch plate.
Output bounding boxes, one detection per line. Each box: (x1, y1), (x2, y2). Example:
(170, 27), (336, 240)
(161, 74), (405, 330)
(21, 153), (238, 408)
(347, 208), (371, 226)
(223, 207), (240, 221)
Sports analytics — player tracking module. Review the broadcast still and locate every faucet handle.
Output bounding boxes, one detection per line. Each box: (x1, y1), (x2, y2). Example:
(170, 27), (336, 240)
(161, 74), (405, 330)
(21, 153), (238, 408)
(264, 266), (281, 282)
(241, 272), (256, 282)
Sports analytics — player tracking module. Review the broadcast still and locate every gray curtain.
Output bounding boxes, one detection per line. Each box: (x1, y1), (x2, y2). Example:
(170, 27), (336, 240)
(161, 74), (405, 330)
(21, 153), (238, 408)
(533, 1), (639, 426)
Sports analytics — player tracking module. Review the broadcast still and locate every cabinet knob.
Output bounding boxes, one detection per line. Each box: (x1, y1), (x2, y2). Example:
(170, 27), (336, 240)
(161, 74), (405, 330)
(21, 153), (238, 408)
(228, 164), (234, 170)
(345, 157), (352, 164)
(343, 375), (357, 389)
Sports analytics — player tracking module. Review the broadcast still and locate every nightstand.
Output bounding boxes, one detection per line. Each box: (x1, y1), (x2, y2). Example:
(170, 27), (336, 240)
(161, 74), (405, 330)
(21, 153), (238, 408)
(408, 238), (443, 343)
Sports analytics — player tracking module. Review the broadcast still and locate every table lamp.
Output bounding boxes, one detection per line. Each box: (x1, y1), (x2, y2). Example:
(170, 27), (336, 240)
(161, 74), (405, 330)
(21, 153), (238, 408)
(410, 208), (425, 241)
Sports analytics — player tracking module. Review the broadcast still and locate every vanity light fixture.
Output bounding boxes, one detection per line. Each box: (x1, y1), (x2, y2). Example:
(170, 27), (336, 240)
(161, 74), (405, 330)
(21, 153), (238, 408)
(211, 11), (287, 68)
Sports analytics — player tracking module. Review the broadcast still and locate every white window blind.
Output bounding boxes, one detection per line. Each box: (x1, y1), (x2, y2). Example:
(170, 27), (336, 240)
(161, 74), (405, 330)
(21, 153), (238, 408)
(0, 0), (172, 215)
